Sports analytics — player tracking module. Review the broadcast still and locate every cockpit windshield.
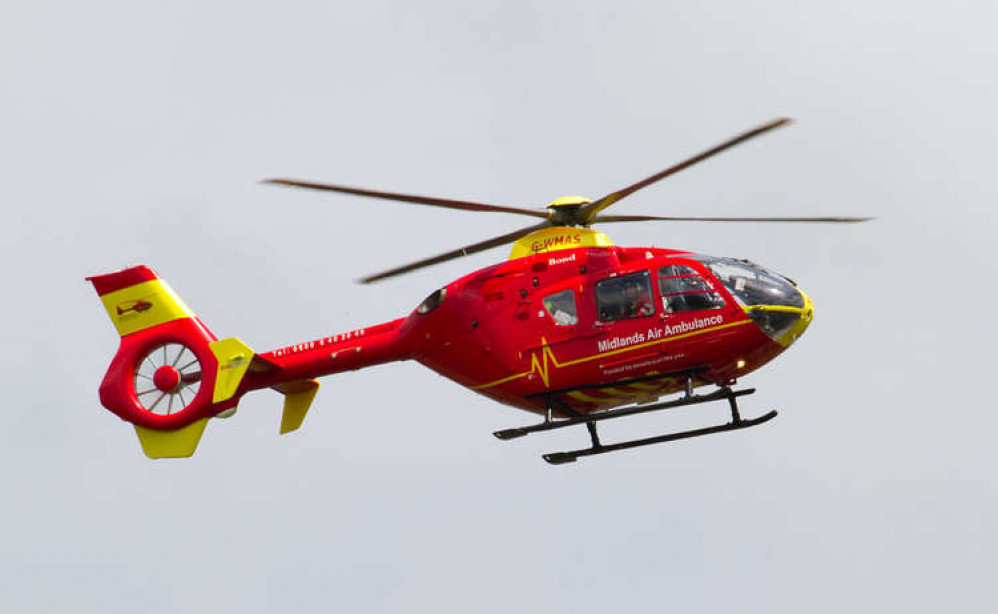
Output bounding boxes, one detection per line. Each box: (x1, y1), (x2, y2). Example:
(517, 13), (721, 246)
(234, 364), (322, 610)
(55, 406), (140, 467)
(692, 256), (803, 308)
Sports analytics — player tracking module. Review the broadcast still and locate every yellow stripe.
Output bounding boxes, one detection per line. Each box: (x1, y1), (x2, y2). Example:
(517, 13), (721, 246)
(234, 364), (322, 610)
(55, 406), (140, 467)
(99, 279), (195, 336)
(743, 304), (805, 314)
(472, 320), (750, 391)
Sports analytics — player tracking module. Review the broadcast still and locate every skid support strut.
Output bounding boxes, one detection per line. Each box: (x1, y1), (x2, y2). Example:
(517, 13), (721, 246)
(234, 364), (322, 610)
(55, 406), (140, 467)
(493, 379), (776, 465)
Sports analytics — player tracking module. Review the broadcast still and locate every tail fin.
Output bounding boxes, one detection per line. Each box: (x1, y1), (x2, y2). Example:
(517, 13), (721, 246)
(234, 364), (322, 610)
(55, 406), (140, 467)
(88, 266), (256, 458)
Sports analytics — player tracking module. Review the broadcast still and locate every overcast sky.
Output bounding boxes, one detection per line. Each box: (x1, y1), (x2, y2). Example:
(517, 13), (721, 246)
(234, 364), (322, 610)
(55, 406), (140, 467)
(2, 1), (996, 612)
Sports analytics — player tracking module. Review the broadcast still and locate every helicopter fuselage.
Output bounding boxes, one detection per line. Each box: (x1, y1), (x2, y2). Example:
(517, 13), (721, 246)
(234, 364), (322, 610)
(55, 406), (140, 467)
(254, 233), (814, 418)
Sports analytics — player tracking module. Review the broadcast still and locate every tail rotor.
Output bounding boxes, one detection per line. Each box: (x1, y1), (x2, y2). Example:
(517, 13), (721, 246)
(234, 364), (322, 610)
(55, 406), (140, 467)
(133, 342), (203, 416)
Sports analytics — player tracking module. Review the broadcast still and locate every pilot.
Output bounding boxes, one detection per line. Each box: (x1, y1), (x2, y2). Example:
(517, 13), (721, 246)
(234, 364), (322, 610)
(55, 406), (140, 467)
(624, 279), (654, 317)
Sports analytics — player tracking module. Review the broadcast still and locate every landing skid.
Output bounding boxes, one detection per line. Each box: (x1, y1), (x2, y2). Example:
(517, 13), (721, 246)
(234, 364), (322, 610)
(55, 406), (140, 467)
(494, 375), (777, 465)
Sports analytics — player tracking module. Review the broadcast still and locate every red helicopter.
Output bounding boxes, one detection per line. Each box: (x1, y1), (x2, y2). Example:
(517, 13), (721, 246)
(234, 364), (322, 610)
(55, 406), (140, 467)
(89, 118), (869, 463)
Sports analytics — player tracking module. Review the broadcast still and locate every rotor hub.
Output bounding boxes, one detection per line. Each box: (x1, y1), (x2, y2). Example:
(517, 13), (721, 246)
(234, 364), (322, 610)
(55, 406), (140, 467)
(546, 195), (592, 209)
(545, 196), (592, 226)
(153, 365), (182, 393)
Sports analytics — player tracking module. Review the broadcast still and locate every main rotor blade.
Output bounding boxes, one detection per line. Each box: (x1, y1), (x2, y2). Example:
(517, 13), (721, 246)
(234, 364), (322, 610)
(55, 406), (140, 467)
(263, 178), (549, 219)
(595, 214), (874, 223)
(579, 118), (793, 224)
(359, 223), (550, 284)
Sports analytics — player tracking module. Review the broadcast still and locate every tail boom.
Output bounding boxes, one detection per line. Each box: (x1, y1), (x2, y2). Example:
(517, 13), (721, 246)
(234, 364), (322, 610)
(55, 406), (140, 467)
(247, 319), (409, 388)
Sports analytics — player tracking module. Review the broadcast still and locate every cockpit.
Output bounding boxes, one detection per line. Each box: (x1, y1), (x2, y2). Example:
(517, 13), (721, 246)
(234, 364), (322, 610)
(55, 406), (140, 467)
(693, 256), (803, 309)
(693, 255), (812, 346)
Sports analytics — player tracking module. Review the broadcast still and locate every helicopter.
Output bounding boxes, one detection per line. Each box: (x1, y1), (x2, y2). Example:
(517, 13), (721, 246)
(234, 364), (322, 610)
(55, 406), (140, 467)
(88, 118), (869, 464)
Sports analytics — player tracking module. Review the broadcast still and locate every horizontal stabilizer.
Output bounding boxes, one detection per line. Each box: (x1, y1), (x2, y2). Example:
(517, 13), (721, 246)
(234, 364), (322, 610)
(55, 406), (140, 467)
(277, 379), (320, 434)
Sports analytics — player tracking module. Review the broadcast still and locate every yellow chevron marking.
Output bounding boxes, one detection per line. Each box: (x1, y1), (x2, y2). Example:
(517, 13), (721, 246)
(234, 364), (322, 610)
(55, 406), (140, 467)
(600, 387), (637, 397)
(567, 390), (610, 403)
(472, 320), (750, 391)
(628, 381), (666, 391)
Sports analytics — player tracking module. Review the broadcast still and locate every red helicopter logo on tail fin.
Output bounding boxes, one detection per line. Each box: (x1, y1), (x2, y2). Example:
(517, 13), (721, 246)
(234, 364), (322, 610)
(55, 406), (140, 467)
(116, 300), (153, 316)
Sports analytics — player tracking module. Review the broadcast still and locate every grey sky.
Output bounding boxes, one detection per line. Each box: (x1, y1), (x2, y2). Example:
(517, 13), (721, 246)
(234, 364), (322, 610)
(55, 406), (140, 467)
(2, 1), (995, 612)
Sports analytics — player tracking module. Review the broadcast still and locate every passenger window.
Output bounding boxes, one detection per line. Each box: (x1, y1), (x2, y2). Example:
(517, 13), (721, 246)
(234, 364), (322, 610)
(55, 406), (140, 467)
(657, 264), (724, 313)
(596, 271), (655, 322)
(542, 290), (578, 326)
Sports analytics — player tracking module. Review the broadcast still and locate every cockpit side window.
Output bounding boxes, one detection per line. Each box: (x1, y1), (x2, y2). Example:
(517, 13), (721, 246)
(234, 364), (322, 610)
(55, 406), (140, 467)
(657, 264), (725, 313)
(416, 287), (446, 314)
(542, 289), (578, 326)
(596, 270), (655, 322)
